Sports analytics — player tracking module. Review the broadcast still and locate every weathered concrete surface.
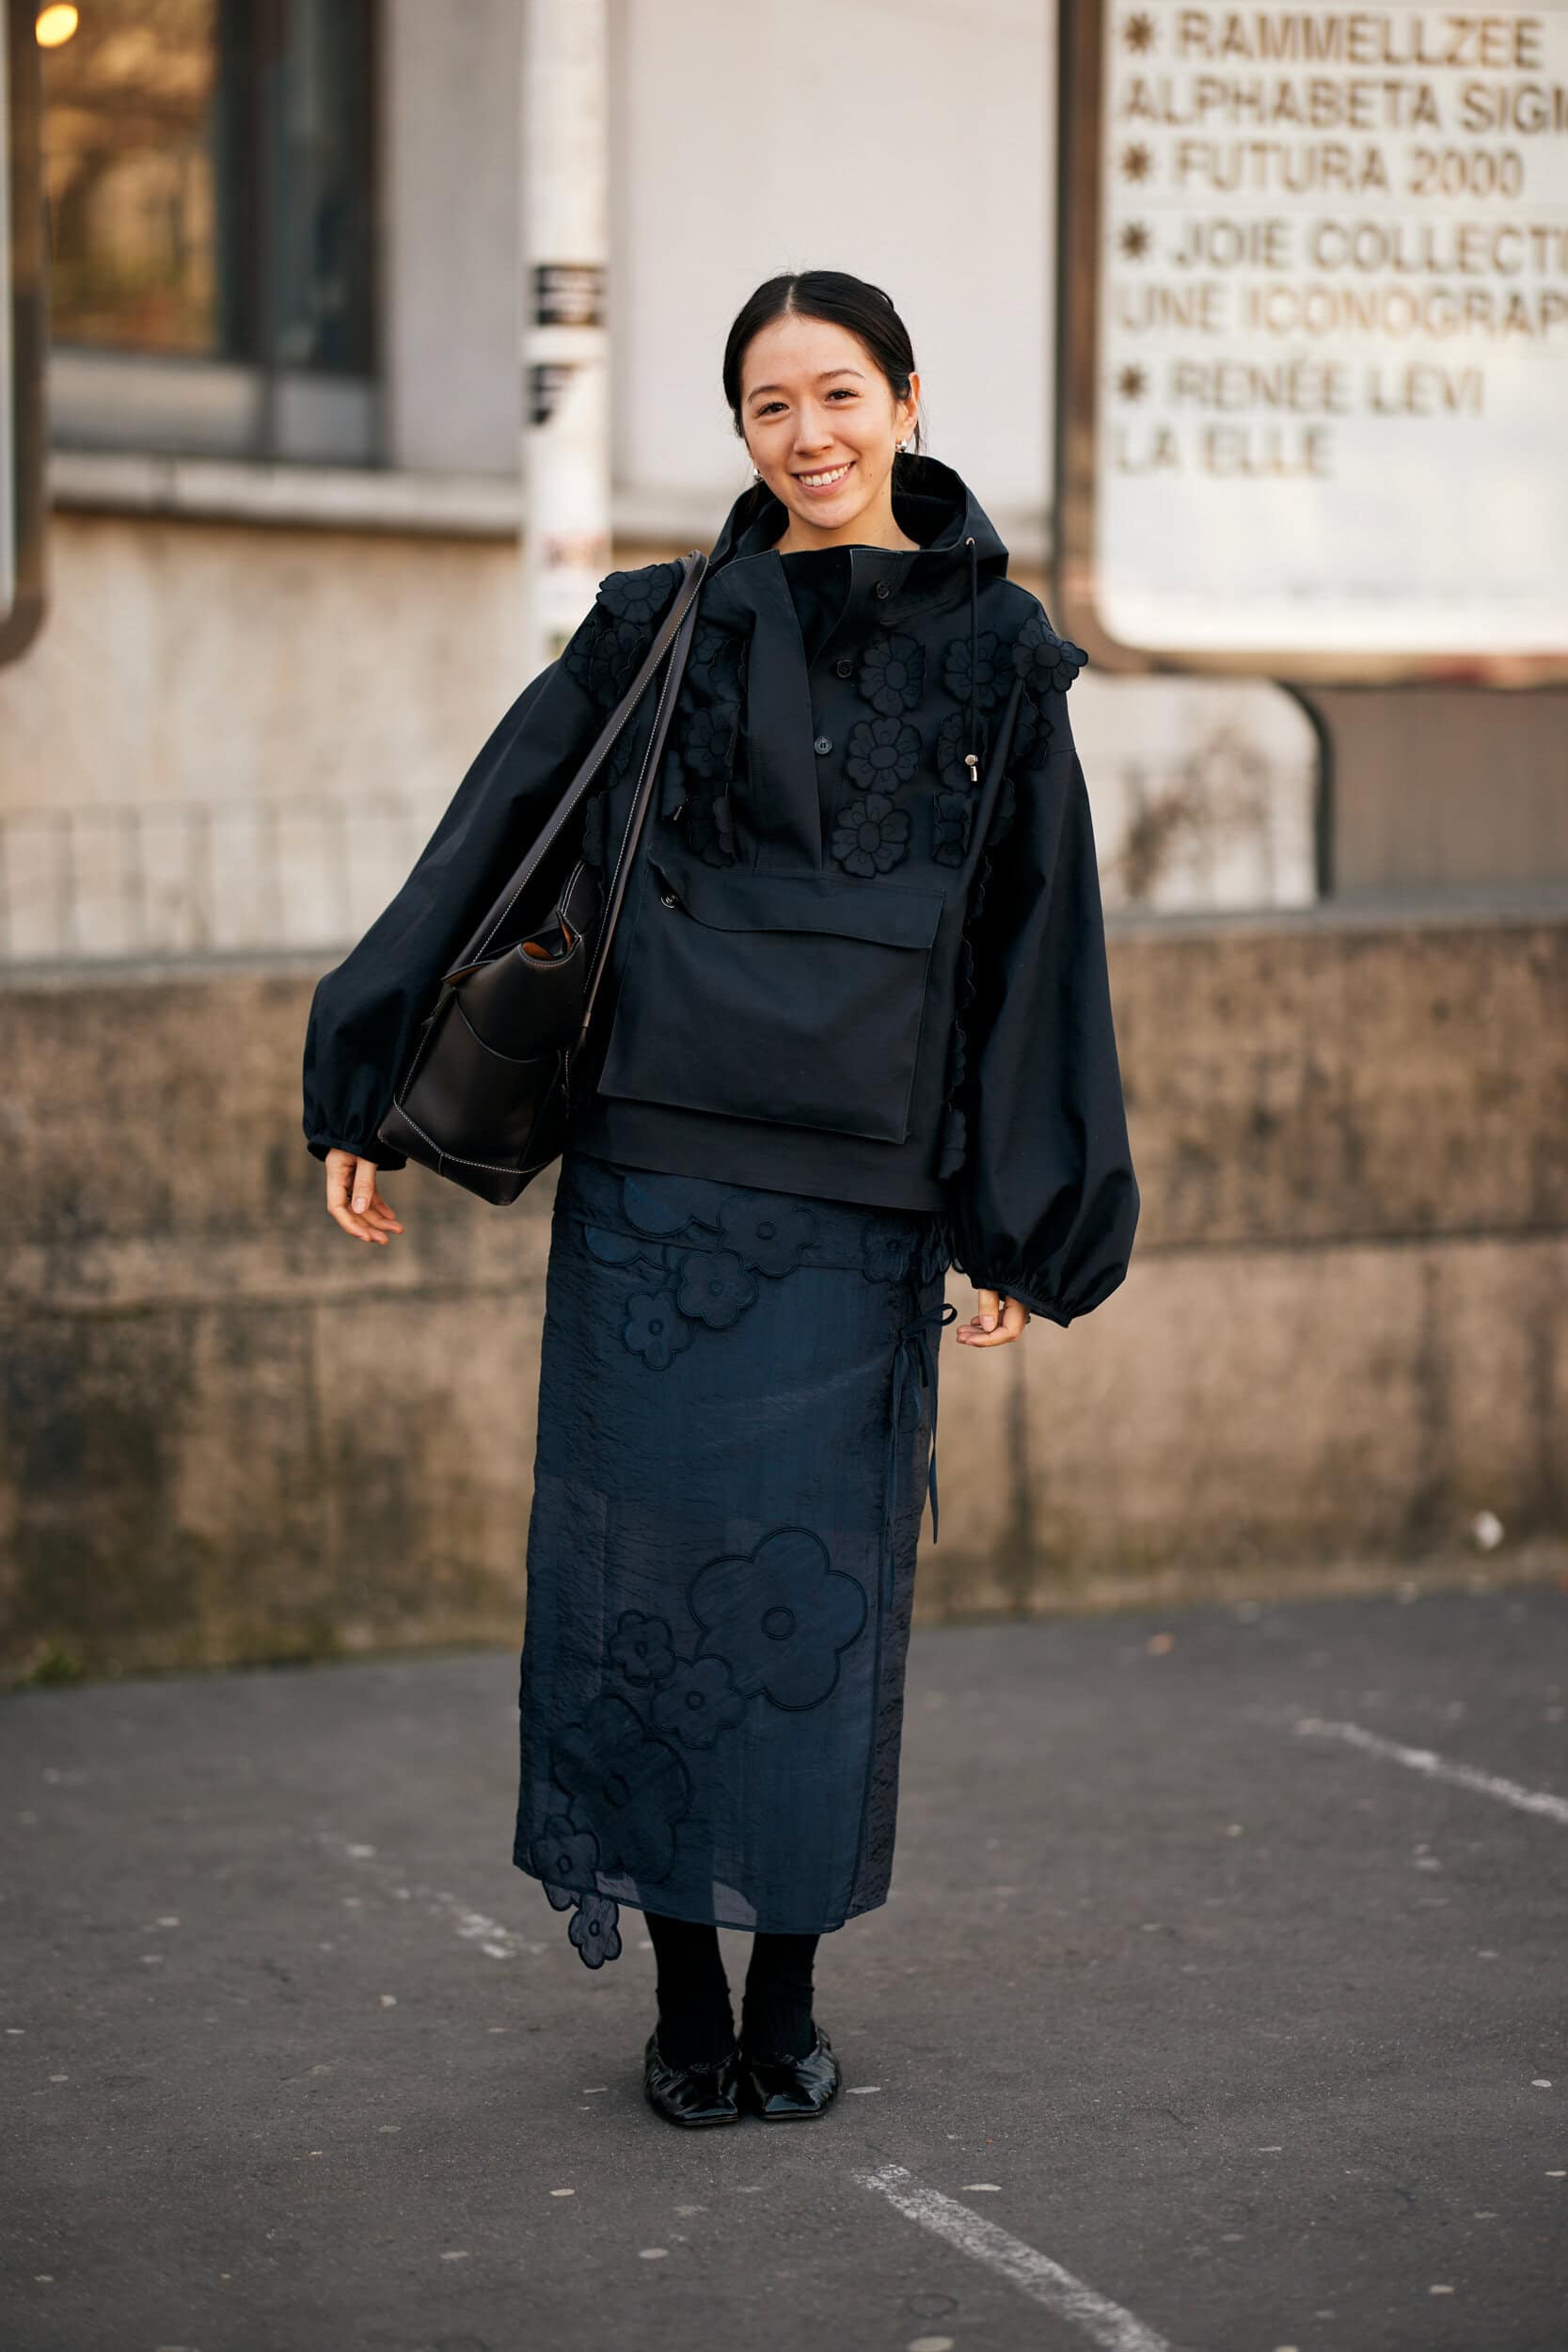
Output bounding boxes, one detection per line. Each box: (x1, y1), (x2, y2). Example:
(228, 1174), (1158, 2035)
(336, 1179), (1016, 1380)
(0, 514), (1321, 961)
(2, 1590), (1565, 2352)
(2, 908), (1567, 1677)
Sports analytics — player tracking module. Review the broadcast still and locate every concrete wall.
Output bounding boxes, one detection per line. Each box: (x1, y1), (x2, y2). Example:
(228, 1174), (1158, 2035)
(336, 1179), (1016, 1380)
(0, 513), (1321, 961)
(4, 902), (1564, 1680)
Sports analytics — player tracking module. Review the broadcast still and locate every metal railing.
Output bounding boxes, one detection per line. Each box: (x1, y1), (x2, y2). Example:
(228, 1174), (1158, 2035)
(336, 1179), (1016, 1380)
(0, 731), (1317, 967)
(0, 791), (446, 964)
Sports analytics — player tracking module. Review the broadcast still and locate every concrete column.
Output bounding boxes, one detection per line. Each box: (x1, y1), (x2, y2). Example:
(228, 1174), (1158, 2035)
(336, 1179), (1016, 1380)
(520, 0), (611, 669)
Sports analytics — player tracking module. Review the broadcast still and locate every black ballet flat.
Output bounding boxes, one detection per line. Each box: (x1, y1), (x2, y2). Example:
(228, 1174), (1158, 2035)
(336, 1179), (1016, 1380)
(642, 2030), (742, 2127)
(737, 2026), (842, 2121)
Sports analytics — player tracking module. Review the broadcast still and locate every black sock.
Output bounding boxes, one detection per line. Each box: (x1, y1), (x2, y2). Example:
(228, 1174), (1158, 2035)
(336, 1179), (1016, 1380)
(644, 1912), (736, 2067)
(740, 1931), (819, 2061)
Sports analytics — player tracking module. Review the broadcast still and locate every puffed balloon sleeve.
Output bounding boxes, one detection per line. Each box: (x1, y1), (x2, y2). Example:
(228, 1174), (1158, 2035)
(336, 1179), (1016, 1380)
(300, 563), (686, 1169)
(942, 665), (1141, 1327)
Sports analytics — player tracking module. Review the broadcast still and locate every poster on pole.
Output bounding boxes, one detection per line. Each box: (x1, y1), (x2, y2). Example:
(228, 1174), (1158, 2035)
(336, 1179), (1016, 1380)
(1054, 0), (1568, 680)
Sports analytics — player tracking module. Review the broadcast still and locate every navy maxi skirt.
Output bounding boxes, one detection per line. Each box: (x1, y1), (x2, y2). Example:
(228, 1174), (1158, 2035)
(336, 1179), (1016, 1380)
(512, 1143), (956, 1968)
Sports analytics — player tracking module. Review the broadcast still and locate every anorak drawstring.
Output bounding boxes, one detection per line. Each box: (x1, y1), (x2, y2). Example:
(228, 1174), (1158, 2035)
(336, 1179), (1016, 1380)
(881, 1297), (959, 1608)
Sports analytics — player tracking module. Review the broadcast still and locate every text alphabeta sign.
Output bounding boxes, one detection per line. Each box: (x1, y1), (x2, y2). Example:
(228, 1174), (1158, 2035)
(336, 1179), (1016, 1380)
(1055, 2), (1568, 679)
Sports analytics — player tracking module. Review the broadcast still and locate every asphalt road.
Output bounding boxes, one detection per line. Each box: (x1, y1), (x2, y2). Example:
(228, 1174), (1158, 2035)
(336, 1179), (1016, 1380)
(2, 1583), (1564, 2352)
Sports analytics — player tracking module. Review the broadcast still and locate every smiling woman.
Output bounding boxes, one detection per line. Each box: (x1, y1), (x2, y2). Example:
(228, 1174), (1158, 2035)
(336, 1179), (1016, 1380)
(302, 266), (1139, 2135)
(741, 321), (924, 556)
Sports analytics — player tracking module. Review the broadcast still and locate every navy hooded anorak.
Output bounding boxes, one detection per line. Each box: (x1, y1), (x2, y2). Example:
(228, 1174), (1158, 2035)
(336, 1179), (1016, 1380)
(301, 453), (1139, 1327)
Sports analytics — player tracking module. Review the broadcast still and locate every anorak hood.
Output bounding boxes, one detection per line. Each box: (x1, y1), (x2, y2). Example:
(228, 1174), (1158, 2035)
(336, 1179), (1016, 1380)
(703, 451), (1011, 781)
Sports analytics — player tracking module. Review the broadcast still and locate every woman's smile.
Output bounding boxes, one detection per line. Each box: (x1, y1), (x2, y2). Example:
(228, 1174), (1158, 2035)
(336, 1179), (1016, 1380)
(793, 460), (855, 496)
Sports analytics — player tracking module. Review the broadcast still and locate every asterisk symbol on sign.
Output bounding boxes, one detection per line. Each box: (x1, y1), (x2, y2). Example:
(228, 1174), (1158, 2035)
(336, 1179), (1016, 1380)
(1118, 220), (1151, 261)
(1121, 10), (1157, 50)
(1115, 365), (1148, 402)
(1119, 143), (1154, 183)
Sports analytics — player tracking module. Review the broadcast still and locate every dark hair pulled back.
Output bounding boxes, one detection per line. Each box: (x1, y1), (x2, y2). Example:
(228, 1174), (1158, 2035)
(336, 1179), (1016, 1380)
(721, 270), (925, 465)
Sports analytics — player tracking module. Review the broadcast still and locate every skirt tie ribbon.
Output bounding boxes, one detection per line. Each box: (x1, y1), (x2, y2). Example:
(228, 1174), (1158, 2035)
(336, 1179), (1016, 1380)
(882, 1297), (958, 1604)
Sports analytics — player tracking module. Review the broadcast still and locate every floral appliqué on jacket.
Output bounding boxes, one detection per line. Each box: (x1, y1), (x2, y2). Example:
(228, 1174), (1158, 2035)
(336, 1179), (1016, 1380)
(669, 622), (749, 867)
(823, 617), (1085, 882)
(562, 558), (688, 712)
(826, 635), (926, 878)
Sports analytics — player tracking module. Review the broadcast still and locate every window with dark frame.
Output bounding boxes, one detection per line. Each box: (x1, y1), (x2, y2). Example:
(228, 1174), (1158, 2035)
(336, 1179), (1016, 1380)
(40, 0), (377, 464)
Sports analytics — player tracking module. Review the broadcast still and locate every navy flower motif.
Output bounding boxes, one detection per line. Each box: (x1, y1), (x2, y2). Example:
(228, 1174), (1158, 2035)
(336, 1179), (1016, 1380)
(583, 1225), (665, 1275)
(689, 1525), (868, 1711)
(691, 622), (745, 699)
(619, 1171), (729, 1237)
(716, 1194), (818, 1278)
(1012, 609), (1087, 695)
(860, 1222), (915, 1283)
(831, 792), (911, 878)
(651, 1654), (746, 1750)
(845, 716), (921, 795)
(551, 1692), (690, 1881)
(942, 628), (1012, 714)
(674, 1247), (758, 1329)
(623, 1283), (695, 1370)
(916, 1217), (952, 1288)
(859, 634), (925, 715)
(569, 1894), (623, 1968)
(564, 611), (649, 710)
(597, 559), (685, 627)
(932, 790), (974, 867)
(530, 1813), (600, 1910)
(677, 701), (736, 783)
(683, 786), (737, 867)
(610, 1610), (676, 1687)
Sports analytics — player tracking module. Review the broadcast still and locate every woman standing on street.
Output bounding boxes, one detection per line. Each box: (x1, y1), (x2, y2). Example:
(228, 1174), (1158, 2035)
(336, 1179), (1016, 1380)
(302, 271), (1139, 2128)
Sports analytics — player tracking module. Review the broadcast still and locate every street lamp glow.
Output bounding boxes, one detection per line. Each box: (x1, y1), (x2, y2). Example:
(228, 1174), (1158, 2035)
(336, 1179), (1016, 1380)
(36, 5), (80, 46)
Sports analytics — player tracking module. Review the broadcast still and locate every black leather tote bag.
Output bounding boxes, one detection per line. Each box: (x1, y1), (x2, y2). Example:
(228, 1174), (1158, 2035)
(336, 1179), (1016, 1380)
(375, 550), (707, 1204)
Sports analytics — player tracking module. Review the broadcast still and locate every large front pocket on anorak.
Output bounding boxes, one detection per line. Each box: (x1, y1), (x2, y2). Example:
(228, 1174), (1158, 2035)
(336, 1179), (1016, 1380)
(594, 852), (946, 1144)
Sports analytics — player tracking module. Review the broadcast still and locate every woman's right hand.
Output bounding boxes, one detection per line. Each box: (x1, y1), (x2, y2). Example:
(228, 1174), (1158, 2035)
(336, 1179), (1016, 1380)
(325, 1149), (404, 1246)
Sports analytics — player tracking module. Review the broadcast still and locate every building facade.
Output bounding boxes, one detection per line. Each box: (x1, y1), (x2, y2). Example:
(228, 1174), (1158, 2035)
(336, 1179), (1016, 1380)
(1, 0), (1317, 966)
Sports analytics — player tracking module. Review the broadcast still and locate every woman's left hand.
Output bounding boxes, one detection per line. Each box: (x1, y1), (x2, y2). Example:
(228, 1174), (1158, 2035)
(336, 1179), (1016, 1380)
(956, 1287), (1032, 1345)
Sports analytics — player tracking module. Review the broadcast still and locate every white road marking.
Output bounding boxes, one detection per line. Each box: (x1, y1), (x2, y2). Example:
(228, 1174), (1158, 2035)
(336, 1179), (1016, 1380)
(314, 1831), (546, 1957)
(856, 2165), (1180, 2352)
(1291, 1715), (1568, 1827)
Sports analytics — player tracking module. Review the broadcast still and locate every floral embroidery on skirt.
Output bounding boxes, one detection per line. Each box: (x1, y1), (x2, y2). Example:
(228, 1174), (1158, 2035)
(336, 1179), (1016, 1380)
(512, 1147), (952, 1964)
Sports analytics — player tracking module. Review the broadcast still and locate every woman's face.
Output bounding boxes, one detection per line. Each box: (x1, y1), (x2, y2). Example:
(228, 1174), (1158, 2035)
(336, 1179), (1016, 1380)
(739, 313), (918, 542)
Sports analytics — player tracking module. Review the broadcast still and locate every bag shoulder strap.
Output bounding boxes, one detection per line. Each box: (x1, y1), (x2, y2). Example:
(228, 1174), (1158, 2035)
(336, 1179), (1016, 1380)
(576, 575), (703, 1045)
(446, 548), (708, 978)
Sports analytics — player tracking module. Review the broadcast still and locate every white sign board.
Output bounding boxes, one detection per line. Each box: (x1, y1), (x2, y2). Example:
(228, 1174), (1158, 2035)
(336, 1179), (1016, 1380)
(1071, 1), (1568, 674)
